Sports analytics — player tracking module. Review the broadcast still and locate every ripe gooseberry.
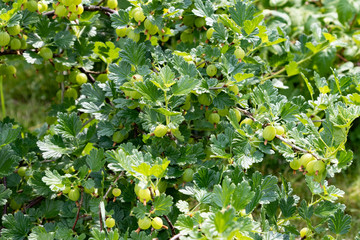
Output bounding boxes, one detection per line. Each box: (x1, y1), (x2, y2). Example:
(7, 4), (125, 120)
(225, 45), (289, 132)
(182, 168), (194, 182)
(206, 64), (217, 77)
(198, 93), (212, 106)
(68, 188), (80, 201)
(18, 166), (27, 177)
(300, 228), (311, 238)
(105, 217), (116, 228)
(138, 188), (152, 202)
(107, 0), (118, 9)
(0, 32), (10, 47)
(299, 153), (314, 170)
(275, 126), (285, 135)
(7, 25), (21, 36)
(138, 217), (151, 230)
(234, 47), (245, 59)
(208, 113), (220, 124)
(151, 217), (163, 230)
(263, 126), (276, 141)
(112, 188), (121, 197)
(39, 47), (53, 60)
(76, 73), (87, 85)
(154, 124), (168, 137)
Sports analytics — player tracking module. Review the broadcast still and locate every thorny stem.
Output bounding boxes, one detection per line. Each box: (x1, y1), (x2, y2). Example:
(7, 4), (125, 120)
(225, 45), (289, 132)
(72, 189), (84, 231)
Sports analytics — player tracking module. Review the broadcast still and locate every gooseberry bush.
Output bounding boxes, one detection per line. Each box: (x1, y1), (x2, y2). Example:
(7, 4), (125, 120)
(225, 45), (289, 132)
(1, 0), (360, 239)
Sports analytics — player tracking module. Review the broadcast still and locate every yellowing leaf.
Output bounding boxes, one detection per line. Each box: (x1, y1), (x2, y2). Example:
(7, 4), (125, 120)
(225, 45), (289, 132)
(319, 86), (331, 94)
(323, 32), (336, 43)
(233, 73), (254, 82)
(285, 61), (300, 77)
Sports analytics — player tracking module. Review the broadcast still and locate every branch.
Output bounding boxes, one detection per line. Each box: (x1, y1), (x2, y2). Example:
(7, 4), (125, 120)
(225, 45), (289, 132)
(163, 215), (176, 236)
(235, 107), (257, 122)
(22, 196), (45, 212)
(275, 134), (321, 160)
(262, 42), (330, 81)
(99, 172), (124, 231)
(103, 172), (124, 201)
(72, 189), (84, 231)
(2, 177), (7, 215)
(79, 67), (96, 83)
(169, 233), (182, 240)
(82, 117), (95, 128)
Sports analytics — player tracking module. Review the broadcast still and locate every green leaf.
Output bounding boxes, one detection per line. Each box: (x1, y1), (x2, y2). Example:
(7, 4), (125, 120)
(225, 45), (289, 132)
(134, 81), (163, 103)
(337, 150), (353, 169)
(111, 10), (129, 29)
(1, 212), (32, 240)
(108, 62), (131, 86)
(300, 73), (314, 100)
(193, 167), (220, 189)
(132, 202), (149, 219)
(192, 0), (215, 25)
(0, 184), (11, 206)
(285, 61), (300, 77)
(153, 194), (173, 215)
(232, 181), (255, 211)
(93, 41), (120, 64)
(175, 215), (194, 234)
(172, 76), (200, 96)
(212, 177), (235, 209)
(54, 112), (82, 139)
(151, 66), (176, 90)
(54, 31), (76, 49)
(229, 1), (257, 28)
(37, 135), (71, 159)
(0, 123), (21, 147)
(298, 200), (314, 221)
(28, 226), (55, 240)
(213, 208), (236, 234)
(328, 209), (351, 235)
(119, 39), (147, 67)
(314, 201), (344, 218)
(86, 148), (105, 172)
(23, 51), (44, 65)
(0, 145), (21, 177)
(41, 170), (64, 192)
(279, 196), (296, 218)
(243, 15), (263, 35)
(336, 0), (355, 25)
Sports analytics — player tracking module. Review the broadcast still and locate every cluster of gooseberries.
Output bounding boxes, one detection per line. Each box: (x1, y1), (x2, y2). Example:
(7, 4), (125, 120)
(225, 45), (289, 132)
(53, 0), (84, 21)
(115, 7), (171, 46)
(290, 153), (326, 182)
(0, 24), (27, 52)
(133, 184), (166, 231)
(263, 125), (285, 143)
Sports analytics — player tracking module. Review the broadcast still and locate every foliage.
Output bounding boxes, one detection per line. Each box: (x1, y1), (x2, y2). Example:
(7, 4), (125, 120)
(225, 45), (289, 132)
(1, 0), (360, 239)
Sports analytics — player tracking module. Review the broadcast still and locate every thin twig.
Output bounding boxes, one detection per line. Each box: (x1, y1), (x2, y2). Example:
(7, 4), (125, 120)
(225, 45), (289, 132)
(2, 177), (7, 215)
(72, 189), (84, 231)
(169, 233), (182, 240)
(103, 172), (124, 201)
(235, 107), (257, 122)
(163, 215), (176, 236)
(275, 134), (321, 160)
(82, 117), (95, 128)
(22, 196), (45, 212)
(79, 67), (96, 83)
